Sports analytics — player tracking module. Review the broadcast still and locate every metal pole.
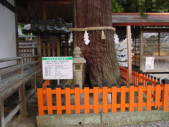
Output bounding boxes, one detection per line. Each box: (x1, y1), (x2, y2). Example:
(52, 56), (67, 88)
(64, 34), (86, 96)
(57, 79), (60, 86)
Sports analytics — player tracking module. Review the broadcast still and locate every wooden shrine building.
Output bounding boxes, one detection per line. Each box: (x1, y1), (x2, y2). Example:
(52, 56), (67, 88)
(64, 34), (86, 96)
(112, 13), (169, 73)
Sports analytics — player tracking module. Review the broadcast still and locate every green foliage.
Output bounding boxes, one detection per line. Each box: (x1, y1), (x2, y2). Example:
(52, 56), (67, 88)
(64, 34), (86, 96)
(112, 0), (124, 12)
(112, 0), (169, 12)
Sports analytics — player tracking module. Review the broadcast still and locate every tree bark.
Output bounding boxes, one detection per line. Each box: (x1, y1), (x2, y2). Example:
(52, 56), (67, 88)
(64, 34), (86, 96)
(74, 0), (121, 84)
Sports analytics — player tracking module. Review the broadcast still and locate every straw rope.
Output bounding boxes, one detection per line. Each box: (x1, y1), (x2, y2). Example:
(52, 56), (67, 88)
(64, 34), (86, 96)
(69, 26), (115, 32)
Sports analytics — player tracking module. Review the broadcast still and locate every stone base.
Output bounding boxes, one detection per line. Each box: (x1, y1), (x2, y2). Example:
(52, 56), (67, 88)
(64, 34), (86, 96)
(37, 111), (169, 127)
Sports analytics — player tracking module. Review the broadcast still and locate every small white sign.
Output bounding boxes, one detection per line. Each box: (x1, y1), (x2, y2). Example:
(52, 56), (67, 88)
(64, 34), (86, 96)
(42, 57), (73, 80)
(145, 57), (155, 70)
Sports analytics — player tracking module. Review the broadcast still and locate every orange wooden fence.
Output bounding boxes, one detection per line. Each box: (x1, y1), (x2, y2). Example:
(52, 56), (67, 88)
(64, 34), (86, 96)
(37, 82), (169, 116)
(120, 67), (158, 86)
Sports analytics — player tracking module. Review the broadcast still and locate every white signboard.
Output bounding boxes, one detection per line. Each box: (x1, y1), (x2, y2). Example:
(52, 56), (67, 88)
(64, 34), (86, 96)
(42, 57), (73, 80)
(145, 57), (155, 70)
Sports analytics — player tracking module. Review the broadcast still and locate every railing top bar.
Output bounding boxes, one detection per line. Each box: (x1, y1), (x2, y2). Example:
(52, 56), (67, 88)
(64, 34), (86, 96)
(0, 56), (40, 63)
(0, 57), (22, 62)
(22, 56), (40, 58)
(0, 61), (40, 75)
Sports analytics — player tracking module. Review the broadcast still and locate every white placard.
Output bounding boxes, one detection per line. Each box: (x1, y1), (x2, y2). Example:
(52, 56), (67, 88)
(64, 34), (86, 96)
(145, 57), (155, 70)
(42, 57), (73, 80)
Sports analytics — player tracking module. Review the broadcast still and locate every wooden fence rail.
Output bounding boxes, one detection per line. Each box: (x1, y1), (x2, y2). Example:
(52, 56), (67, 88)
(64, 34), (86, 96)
(120, 67), (158, 85)
(37, 83), (169, 116)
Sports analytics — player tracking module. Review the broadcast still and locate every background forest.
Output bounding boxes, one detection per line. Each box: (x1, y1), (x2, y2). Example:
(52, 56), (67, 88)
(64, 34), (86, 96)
(112, 0), (169, 13)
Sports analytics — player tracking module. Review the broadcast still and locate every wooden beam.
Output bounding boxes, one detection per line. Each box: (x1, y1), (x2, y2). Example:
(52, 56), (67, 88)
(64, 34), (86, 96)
(127, 26), (132, 84)
(112, 22), (169, 26)
(43, 0), (72, 5)
(42, 4), (47, 20)
(0, 0), (15, 13)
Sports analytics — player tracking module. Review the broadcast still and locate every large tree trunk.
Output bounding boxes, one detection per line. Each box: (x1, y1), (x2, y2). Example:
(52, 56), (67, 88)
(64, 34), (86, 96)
(74, 0), (121, 84)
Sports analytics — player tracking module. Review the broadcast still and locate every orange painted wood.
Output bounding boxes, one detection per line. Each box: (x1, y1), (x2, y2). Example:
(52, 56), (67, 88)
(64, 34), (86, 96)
(119, 67), (158, 86)
(121, 86), (126, 112)
(56, 88), (62, 114)
(75, 88), (80, 114)
(139, 74), (143, 84)
(93, 87), (99, 113)
(163, 84), (169, 111)
(147, 85), (152, 111)
(143, 75), (146, 86)
(112, 87), (117, 112)
(46, 88), (53, 114)
(155, 85), (161, 109)
(84, 87), (90, 114)
(138, 85), (143, 111)
(102, 87), (108, 113)
(65, 88), (71, 114)
(37, 88), (45, 116)
(42, 80), (50, 88)
(129, 86), (135, 112)
(37, 73), (165, 116)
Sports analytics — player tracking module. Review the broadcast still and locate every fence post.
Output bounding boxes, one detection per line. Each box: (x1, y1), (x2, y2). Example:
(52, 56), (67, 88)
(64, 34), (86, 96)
(129, 83), (134, 112)
(84, 87), (90, 114)
(112, 84), (117, 112)
(121, 84), (126, 112)
(155, 83), (161, 109)
(37, 88), (44, 116)
(102, 87), (108, 113)
(146, 82), (152, 111)
(138, 83), (143, 111)
(46, 88), (53, 115)
(75, 86), (80, 114)
(93, 87), (99, 113)
(162, 79), (169, 111)
(65, 87), (71, 114)
(56, 88), (62, 115)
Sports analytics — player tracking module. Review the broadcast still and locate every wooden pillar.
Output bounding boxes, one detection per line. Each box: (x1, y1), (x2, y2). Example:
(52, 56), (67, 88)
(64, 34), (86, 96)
(47, 43), (51, 56)
(37, 36), (42, 58)
(127, 26), (132, 84)
(0, 74), (2, 81)
(140, 31), (144, 71)
(19, 83), (27, 118)
(34, 73), (37, 91)
(0, 100), (5, 127)
(57, 39), (61, 56)
(73, 0), (77, 48)
(158, 32), (160, 56)
(43, 4), (47, 20)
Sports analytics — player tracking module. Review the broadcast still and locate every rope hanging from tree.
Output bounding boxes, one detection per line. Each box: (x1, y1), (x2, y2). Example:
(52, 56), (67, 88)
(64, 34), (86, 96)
(69, 26), (116, 45)
(69, 26), (116, 32)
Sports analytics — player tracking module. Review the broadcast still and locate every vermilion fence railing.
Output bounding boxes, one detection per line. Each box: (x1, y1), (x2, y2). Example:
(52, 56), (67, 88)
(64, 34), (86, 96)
(37, 81), (169, 116)
(120, 67), (158, 85)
